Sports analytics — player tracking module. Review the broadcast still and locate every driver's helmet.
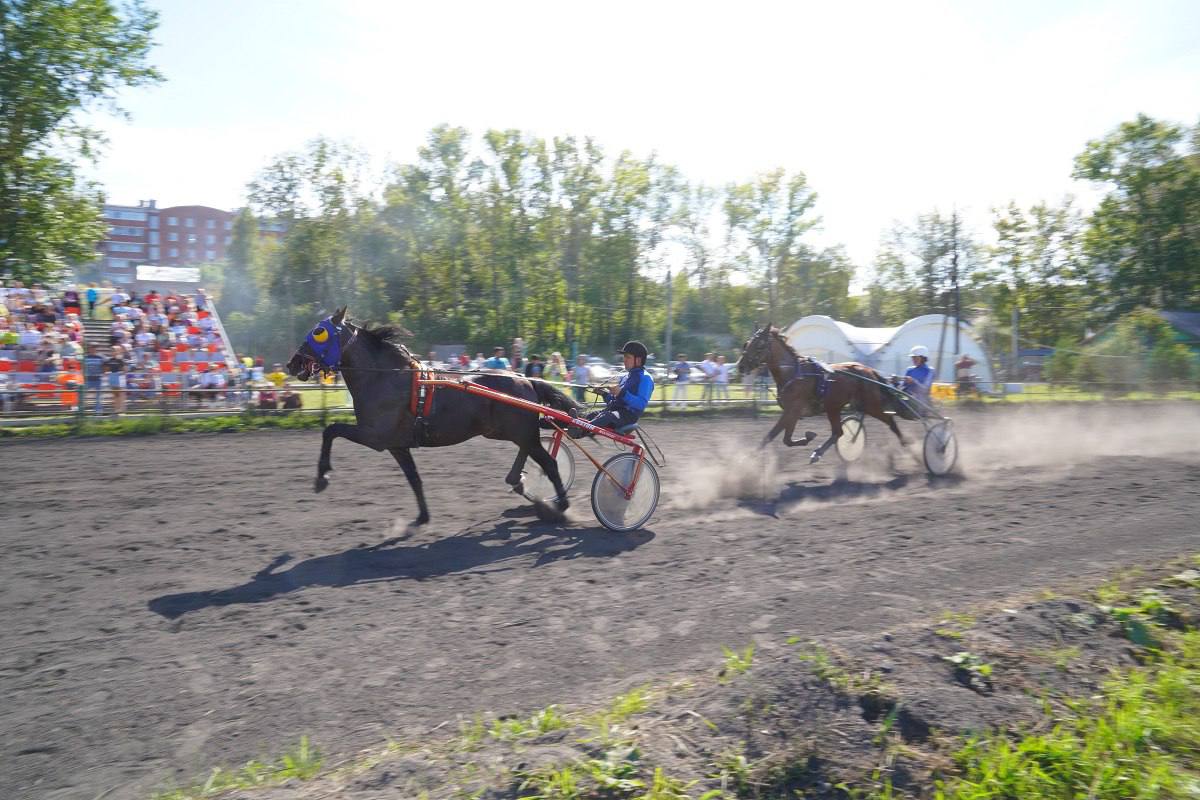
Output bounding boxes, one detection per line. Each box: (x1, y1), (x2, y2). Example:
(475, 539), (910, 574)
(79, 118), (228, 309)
(909, 345), (930, 359)
(620, 340), (648, 361)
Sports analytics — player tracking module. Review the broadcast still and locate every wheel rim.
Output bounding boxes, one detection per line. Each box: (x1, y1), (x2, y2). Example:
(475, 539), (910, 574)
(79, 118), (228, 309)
(591, 453), (659, 531)
(836, 417), (867, 462)
(923, 423), (958, 476)
(525, 436), (576, 500)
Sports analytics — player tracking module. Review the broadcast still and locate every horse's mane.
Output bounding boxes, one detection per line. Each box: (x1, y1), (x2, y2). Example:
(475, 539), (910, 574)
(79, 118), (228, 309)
(767, 326), (806, 363)
(357, 322), (418, 364)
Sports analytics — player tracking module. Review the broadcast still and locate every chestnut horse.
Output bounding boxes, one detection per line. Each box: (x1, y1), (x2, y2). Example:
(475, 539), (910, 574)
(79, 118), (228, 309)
(737, 325), (909, 463)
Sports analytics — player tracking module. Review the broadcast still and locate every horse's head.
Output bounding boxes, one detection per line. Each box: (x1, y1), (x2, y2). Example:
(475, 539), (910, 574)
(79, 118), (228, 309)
(737, 323), (774, 374)
(288, 306), (353, 381)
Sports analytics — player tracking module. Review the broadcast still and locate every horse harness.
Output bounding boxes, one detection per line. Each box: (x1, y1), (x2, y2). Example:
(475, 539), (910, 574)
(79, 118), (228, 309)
(409, 369), (438, 446)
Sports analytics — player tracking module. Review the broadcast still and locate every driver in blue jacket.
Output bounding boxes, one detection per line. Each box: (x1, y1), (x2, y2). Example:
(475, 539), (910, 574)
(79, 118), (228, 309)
(570, 340), (655, 438)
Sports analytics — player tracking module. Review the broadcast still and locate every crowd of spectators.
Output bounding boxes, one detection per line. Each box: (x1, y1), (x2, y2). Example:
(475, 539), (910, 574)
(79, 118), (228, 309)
(0, 280), (263, 413)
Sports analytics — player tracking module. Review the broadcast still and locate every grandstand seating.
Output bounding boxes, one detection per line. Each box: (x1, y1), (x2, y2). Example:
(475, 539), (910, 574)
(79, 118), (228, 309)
(1, 284), (240, 414)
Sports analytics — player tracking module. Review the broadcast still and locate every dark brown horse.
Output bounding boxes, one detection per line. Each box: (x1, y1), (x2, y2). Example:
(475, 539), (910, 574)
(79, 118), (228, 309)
(737, 325), (909, 462)
(286, 308), (581, 528)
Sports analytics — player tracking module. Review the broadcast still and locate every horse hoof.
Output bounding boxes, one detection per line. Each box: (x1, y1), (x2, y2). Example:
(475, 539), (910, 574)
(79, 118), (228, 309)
(809, 452), (822, 465)
(414, 512), (430, 526)
(554, 494), (570, 512)
(534, 501), (566, 523)
(314, 475), (329, 493)
(511, 481), (526, 496)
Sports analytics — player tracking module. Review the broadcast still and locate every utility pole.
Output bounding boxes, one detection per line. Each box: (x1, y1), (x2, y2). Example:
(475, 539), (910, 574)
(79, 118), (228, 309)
(1011, 306), (1020, 381)
(663, 267), (673, 366)
(951, 211), (961, 360)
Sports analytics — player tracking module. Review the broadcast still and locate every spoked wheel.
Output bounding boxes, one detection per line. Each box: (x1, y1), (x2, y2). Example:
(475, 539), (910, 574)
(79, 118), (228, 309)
(525, 435), (576, 500)
(836, 416), (867, 463)
(590, 453), (660, 532)
(922, 421), (959, 476)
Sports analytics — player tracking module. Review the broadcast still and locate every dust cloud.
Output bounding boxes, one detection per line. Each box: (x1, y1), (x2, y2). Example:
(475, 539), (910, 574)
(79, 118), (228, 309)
(665, 403), (1200, 508)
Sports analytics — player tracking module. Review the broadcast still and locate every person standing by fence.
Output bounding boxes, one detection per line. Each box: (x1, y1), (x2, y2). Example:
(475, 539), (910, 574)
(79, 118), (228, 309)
(699, 353), (717, 404)
(571, 355), (590, 403)
(714, 355), (730, 401)
(671, 353), (690, 410)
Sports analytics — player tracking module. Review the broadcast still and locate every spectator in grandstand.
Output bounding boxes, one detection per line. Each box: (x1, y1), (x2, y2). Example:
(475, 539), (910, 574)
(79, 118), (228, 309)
(671, 353), (690, 410)
(60, 336), (81, 360)
(571, 354), (590, 403)
(104, 344), (128, 414)
(85, 284), (99, 318)
(470, 352), (485, 370)
(110, 286), (128, 309)
(110, 316), (131, 346)
(17, 321), (42, 353)
(82, 344), (104, 412)
(62, 286), (81, 316)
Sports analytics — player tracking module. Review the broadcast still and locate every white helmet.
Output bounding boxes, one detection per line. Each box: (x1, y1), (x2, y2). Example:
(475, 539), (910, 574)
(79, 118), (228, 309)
(909, 345), (929, 359)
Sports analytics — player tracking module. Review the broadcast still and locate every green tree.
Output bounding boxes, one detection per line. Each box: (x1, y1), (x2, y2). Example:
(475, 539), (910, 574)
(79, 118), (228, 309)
(724, 169), (820, 322)
(1073, 114), (1200, 312)
(0, 0), (161, 281)
(220, 208), (263, 314)
(991, 198), (1088, 347)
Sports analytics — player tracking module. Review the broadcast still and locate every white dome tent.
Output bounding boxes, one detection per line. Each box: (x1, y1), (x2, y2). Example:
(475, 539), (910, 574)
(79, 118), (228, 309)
(780, 314), (995, 389)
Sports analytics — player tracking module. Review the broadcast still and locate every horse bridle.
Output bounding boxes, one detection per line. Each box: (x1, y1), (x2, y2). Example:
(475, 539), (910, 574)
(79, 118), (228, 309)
(304, 317), (359, 374)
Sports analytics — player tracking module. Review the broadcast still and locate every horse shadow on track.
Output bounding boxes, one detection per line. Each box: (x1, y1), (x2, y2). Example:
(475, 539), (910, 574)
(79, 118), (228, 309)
(739, 471), (965, 518)
(148, 518), (654, 620)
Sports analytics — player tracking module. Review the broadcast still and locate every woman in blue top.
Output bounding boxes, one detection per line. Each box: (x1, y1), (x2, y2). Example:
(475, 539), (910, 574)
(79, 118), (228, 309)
(570, 341), (654, 438)
(903, 345), (935, 401)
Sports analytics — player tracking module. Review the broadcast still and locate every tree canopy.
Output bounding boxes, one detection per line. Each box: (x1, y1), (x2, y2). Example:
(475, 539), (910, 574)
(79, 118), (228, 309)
(0, 0), (161, 282)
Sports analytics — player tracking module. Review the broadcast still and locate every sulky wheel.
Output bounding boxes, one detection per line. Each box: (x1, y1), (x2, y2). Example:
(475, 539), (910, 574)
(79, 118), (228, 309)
(525, 435), (576, 500)
(835, 416), (867, 463)
(922, 421), (959, 476)
(590, 452), (660, 532)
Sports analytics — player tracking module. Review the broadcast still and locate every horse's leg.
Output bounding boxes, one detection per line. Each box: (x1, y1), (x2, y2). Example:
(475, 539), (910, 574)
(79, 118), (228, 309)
(809, 406), (844, 464)
(526, 441), (569, 511)
(863, 390), (909, 447)
(506, 447), (530, 495)
(315, 422), (372, 492)
(760, 415), (789, 447)
(388, 447), (430, 527)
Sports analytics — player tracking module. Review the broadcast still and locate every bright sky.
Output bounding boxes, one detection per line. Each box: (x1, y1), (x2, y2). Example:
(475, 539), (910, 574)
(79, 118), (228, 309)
(91, 0), (1200, 270)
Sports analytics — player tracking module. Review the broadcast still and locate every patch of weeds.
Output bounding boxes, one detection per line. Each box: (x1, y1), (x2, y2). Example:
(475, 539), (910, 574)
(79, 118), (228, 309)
(938, 631), (1200, 798)
(718, 644), (754, 683)
(583, 751), (646, 794)
(458, 714), (488, 750)
(1165, 568), (1200, 590)
(709, 747), (753, 795)
(1031, 645), (1082, 672)
(934, 611), (976, 641)
(1101, 588), (1185, 647)
(517, 763), (583, 799)
(583, 686), (653, 746)
(796, 643), (852, 691)
(1093, 578), (1127, 606)
(640, 766), (703, 799)
(151, 736), (322, 799)
(491, 704), (570, 742)
(943, 652), (994, 693)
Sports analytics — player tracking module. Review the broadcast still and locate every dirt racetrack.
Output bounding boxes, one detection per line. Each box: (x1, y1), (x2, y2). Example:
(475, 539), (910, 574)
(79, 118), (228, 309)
(3, 403), (1199, 799)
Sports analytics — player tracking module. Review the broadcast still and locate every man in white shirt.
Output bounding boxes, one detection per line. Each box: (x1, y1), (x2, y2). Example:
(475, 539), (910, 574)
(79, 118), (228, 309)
(699, 353), (717, 404)
(714, 355), (730, 400)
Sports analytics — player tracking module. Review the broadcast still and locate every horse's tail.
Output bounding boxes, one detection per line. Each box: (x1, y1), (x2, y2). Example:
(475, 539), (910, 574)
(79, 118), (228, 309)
(533, 379), (582, 414)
